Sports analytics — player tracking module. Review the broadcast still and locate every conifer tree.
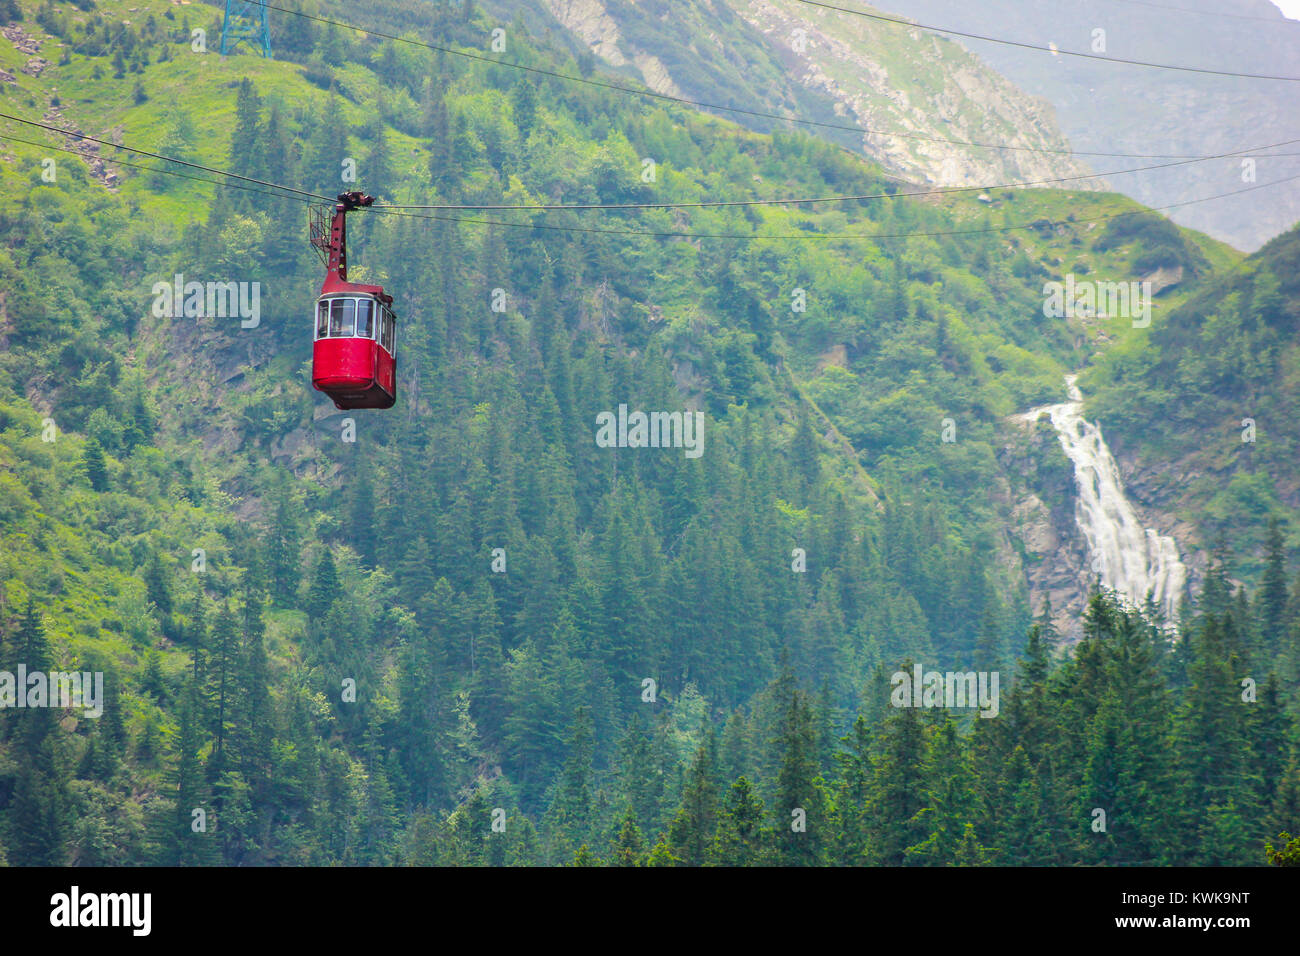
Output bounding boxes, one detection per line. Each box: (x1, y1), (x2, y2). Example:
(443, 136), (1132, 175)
(142, 550), (172, 616)
(667, 743), (719, 866)
(396, 609), (450, 808)
(85, 662), (126, 780)
(552, 706), (595, 836)
(236, 578), (273, 804)
(868, 696), (928, 865)
(346, 470), (376, 568)
(228, 78), (263, 199)
(616, 716), (663, 834)
(307, 548), (342, 622)
(305, 92), (347, 193)
(1179, 615), (1263, 864)
(260, 104), (299, 254)
(1260, 518), (1289, 650)
(1248, 672), (1292, 811)
(771, 665), (821, 866)
(365, 122), (392, 200)
(82, 435), (108, 491)
(790, 405), (821, 494)
(6, 602), (71, 865)
(264, 486), (301, 606)
(833, 715), (873, 863)
(906, 720), (984, 865)
(597, 493), (651, 682)
(8, 733), (71, 865)
(989, 745), (1055, 865)
(510, 79), (538, 139)
(644, 836), (682, 867)
(612, 809), (646, 866)
(206, 606), (239, 778)
(14, 600), (56, 746)
(710, 775), (767, 866)
(397, 537), (438, 625)
(169, 686), (214, 863)
(1267, 759), (1300, 847)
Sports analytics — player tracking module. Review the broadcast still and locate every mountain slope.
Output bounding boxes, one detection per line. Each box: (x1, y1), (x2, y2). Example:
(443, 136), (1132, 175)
(0, 0), (1292, 867)
(870, 0), (1300, 250)
(519, 0), (1099, 190)
(1085, 223), (1300, 585)
(724, 0), (1099, 189)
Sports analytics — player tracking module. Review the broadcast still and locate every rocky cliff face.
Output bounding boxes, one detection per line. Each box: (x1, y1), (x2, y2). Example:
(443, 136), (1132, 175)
(999, 414), (1093, 642)
(545, 0), (687, 95)
(536, 0), (1299, 249)
(531, 0), (1098, 189)
(726, 0), (1100, 189)
(545, 0), (628, 66)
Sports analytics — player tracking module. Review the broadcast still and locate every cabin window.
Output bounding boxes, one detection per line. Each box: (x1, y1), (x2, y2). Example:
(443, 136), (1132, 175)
(316, 300), (329, 339)
(356, 298), (374, 339)
(382, 307), (395, 354)
(327, 298), (358, 337)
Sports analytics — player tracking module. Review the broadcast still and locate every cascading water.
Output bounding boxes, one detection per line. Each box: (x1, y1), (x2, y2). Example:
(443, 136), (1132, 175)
(1021, 375), (1187, 623)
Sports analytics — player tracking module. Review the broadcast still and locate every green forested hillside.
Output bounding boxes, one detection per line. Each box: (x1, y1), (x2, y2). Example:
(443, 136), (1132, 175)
(1085, 225), (1300, 581)
(0, 0), (1296, 866)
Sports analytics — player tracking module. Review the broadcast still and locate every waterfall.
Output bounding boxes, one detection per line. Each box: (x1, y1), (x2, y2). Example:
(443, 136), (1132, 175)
(1021, 375), (1187, 623)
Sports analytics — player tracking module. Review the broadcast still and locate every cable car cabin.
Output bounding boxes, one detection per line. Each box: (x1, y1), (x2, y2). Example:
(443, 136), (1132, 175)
(308, 191), (397, 410)
(312, 289), (396, 409)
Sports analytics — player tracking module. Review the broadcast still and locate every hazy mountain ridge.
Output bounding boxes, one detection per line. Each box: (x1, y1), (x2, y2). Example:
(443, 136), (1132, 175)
(532, 0), (1300, 249)
(521, 0), (1099, 189)
(872, 0), (1300, 250)
(726, 0), (1100, 189)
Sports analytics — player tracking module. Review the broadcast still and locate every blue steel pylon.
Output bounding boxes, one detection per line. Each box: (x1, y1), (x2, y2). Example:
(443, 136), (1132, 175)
(220, 0), (273, 58)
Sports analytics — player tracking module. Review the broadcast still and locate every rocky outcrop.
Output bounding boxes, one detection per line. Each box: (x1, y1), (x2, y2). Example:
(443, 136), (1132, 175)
(3, 23), (42, 56)
(1111, 444), (1208, 597)
(726, 0), (1101, 190)
(998, 413), (1092, 642)
(538, 0), (1096, 191)
(544, 0), (628, 66)
(1140, 264), (1184, 296)
(629, 51), (685, 98)
(41, 105), (121, 190)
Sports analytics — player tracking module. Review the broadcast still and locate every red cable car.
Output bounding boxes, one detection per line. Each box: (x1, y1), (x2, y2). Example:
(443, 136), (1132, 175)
(310, 191), (397, 410)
